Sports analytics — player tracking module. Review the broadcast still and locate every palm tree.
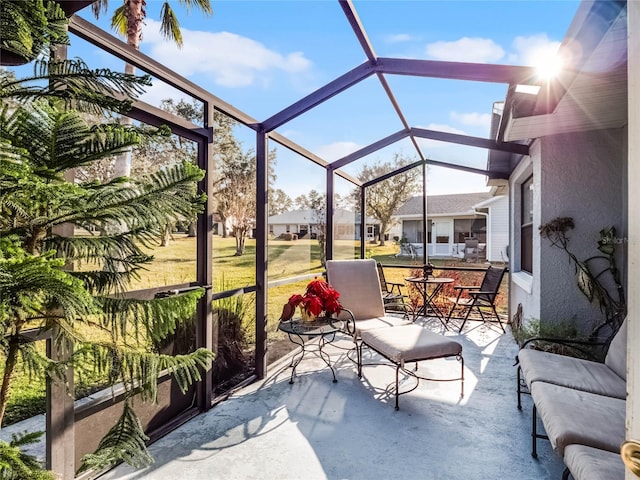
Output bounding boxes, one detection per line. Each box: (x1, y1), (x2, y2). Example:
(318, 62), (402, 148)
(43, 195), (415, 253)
(91, 0), (213, 178)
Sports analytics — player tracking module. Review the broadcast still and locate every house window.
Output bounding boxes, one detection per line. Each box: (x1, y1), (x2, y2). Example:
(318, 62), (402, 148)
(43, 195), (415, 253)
(402, 220), (422, 243)
(521, 176), (534, 273)
(454, 219), (473, 243)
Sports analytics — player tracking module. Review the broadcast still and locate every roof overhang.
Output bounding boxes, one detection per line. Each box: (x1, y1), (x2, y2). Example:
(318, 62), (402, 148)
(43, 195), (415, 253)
(488, 0), (627, 179)
(500, 0), (627, 143)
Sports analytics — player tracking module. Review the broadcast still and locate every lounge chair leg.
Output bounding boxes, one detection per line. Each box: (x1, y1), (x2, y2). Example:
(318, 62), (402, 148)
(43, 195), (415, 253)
(531, 404), (538, 458)
(459, 354), (464, 398)
(517, 367), (522, 410)
(395, 365), (400, 410)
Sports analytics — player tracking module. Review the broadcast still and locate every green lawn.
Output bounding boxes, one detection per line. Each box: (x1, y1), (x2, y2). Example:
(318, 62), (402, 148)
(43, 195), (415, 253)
(2, 235), (506, 426)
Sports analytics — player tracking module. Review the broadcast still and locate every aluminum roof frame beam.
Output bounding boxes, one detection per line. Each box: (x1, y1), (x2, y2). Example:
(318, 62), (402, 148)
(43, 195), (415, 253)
(69, 15), (258, 128)
(362, 158), (494, 189)
(330, 128), (529, 172)
(374, 57), (539, 85)
(261, 62), (376, 132)
(338, 1), (427, 161)
(411, 128), (530, 155)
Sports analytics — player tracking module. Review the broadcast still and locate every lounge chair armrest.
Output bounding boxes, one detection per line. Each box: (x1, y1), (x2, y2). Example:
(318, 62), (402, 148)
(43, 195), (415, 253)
(339, 308), (356, 336)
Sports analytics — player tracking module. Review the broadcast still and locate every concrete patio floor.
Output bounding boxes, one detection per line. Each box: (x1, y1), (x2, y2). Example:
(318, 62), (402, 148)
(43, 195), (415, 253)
(100, 318), (566, 480)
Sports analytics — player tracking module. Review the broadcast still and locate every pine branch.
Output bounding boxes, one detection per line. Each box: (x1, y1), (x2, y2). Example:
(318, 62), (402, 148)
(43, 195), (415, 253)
(0, 431), (55, 480)
(0, 248), (97, 322)
(77, 401), (152, 474)
(1, 102), (143, 175)
(1, 59), (151, 115)
(97, 288), (204, 342)
(46, 161), (205, 232)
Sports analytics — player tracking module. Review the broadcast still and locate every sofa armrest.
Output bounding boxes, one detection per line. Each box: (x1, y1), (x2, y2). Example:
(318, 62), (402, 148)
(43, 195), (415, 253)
(516, 336), (607, 364)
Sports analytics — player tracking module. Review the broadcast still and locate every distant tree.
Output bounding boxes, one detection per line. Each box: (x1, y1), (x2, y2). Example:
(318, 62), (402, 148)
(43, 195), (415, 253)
(219, 150), (255, 255)
(352, 153), (421, 246)
(211, 111), (277, 251)
(269, 188), (293, 216)
(212, 113), (242, 238)
(294, 190), (323, 210)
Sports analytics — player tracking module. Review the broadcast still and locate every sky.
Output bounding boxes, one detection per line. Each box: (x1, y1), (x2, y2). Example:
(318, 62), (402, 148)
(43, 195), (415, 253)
(70, 0), (582, 199)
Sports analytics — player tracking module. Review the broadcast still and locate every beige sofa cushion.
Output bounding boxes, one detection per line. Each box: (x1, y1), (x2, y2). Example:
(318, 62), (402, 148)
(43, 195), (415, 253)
(563, 444), (625, 480)
(518, 349), (626, 399)
(361, 324), (462, 365)
(530, 382), (625, 455)
(604, 318), (628, 380)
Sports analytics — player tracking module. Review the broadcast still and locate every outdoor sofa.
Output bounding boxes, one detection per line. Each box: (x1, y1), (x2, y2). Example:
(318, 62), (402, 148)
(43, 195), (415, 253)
(515, 319), (628, 479)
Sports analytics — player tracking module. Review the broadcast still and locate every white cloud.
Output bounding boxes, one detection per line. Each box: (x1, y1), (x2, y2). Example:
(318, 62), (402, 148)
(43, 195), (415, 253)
(450, 112), (492, 129)
(315, 141), (362, 162)
(508, 33), (561, 66)
(385, 33), (413, 44)
(425, 37), (505, 63)
(142, 19), (312, 88)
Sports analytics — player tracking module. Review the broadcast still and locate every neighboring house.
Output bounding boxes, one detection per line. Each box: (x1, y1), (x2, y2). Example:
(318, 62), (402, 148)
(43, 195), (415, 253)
(268, 208), (379, 240)
(390, 191), (508, 261)
(487, 0), (627, 330)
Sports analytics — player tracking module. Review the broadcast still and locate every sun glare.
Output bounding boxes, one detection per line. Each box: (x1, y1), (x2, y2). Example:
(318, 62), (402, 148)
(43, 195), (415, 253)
(535, 54), (564, 81)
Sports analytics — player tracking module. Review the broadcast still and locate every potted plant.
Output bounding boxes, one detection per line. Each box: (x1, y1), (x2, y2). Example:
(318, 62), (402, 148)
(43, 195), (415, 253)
(281, 278), (343, 322)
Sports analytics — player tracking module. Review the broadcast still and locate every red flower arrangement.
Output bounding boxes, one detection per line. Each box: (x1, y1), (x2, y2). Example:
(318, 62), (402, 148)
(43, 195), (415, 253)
(281, 278), (343, 321)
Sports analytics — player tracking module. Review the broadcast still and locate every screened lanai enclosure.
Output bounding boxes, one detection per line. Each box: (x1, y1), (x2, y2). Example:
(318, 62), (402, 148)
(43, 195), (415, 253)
(2, 0), (639, 478)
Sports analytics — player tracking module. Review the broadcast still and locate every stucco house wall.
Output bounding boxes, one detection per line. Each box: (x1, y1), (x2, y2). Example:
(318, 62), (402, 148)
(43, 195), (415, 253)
(510, 128), (626, 331)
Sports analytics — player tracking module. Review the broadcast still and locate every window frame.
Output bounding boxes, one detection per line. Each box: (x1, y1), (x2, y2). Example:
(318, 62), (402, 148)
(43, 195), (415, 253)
(520, 175), (534, 274)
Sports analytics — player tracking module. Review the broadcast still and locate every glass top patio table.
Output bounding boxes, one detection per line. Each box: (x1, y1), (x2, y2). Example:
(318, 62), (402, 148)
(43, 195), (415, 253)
(277, 317), (344, 384)
(405, 277), (454, 328)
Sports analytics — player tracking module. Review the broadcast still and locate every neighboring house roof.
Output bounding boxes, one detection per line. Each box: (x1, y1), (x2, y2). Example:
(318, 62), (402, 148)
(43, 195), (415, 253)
(395, 192), (493, 216)
(269, 208), (379, 224)
(473, 194), (507, 209)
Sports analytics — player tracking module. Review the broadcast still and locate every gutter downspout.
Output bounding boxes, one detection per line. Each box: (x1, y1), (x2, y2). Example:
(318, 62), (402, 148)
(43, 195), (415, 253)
(474, 209), (490, 262)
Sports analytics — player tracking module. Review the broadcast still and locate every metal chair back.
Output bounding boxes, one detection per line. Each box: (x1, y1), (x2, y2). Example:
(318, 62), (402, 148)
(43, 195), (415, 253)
(476, 266), (506, 304)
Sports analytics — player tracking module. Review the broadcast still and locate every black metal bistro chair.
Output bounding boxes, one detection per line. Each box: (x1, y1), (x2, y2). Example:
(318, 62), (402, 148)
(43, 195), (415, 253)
(376, 262), (410, 319)
(446, 266), (507, 332)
